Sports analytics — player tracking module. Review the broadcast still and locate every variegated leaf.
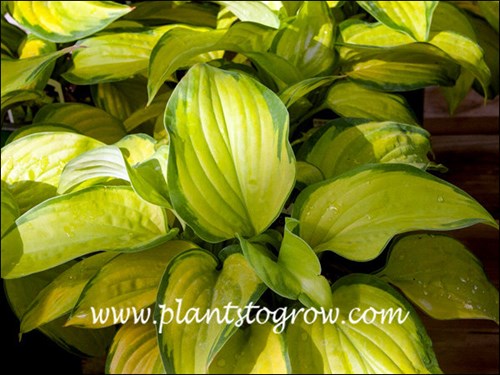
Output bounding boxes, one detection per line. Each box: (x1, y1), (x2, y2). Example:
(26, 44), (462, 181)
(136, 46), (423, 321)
(297, 119), (434, 179)
(214, 1), (280, 29)
(106, 322), (165, 374)
(7, 1), (132, 42)
(148, 22), (276, 102)
(67, 241), (197, 327)
(155, 250), (265, 374)
(272, 1), (336, 78)
(20, 252), (118, 333)
(1, 185), (176, 278)
(1, 132), (104, 212)
(325, 81), (419, 125)
(209, 323), (289, 374)
(293, 164), (498, 261)
(356, 1), (438, 41)
(166, 64), (295, 242)
(378, 234), (499, 323)
(287, 274), (441, 373)
(4, 264), (116, 357)
(240, 218), (332, 308)
(62, 25), (174, 85)
(33, 103), (126, 144)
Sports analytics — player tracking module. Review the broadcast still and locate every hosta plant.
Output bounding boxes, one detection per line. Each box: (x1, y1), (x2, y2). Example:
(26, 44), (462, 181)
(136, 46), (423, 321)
(1, 1), (499, 374)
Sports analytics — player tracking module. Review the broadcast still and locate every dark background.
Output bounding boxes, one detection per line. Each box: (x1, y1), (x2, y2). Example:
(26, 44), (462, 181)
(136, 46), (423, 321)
(1, 284), (83, 373)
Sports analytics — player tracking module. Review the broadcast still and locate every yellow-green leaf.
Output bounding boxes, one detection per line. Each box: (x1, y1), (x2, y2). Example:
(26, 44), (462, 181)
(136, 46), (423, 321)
(467, 15), (499, 97)
(155, 250), (265, 374)
(113, 133), (157, 166)
(1, 89), (48, 117)
(1, 132), (104, 213)
(166, 64), (295, 242)
(293, 164), (498, 261)
(479, 1), (499, 32)
(244, 51), (304, 91)
(279, 76), (339, 108)
(240, 218), (332, 308)
(4, 264), (116, 357)
(431, 2), (476, 41)
(430, 31), (491, 98)
(32, 103), (126, 144)
(123, 91), (172, 133)
(272, 1), (336, 78)
(341, 43), (461, 91)
(20, 252), (118, 333)
(378, 234), (499, 323)
(1, 185), (19, 237)
(18, 33), (55, 58)
(66, 241), (197, 327)
(148, 22), (276, 103)
(339, 19), (414, 47)
(287, 274), (441, 373)
(4, 123), (80, 145)
(91, 76), (150, 121)
(297, 119), (435, 179)
(7, 1), (132, 43)
(1, 185), (176, 278)
(295, 161), (324, 188)
(1, 17), (25, 58)
(356, 1), (438, 41)
(209, 323), (289, 374)
(123, 1), (218, 28)
(62, 25), (174, 85)
(214, 1), (280, 29)
(1, 46), (73, 97)
(106, 322), (165, 374)
(325, 81), (419, 125)
(58, 143), (171, 208)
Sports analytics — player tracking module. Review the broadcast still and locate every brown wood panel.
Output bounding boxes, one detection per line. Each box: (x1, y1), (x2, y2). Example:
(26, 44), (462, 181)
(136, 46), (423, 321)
(421, 88), (499, 374)
(420, 314), (499, 374)
(430, 134), (499, 217)
(424, 116), (499, 135)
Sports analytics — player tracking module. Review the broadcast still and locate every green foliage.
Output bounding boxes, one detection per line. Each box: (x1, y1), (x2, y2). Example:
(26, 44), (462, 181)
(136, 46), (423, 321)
(1, 1), (498, 374)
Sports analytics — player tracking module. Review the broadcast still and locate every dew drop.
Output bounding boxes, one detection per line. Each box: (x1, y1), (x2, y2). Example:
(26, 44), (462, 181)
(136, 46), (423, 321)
(464, 303), (473, 310)
(423, 290), (429, 296)
(328, 205), (338, 213)
(63, 225), (74, 238)
(437, 196), (444, 203)
(217, 359), (226, 368)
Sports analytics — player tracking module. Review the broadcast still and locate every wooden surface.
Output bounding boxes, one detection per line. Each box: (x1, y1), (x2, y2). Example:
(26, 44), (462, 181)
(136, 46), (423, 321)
(422, 87), (499, 374)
